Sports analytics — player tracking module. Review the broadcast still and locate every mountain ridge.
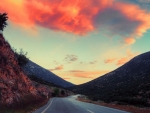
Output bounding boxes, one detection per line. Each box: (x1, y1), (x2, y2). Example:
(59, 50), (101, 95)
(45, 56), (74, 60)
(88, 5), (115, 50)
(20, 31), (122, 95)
(23, 60), (74, 88)
(70, 51), (150, 107)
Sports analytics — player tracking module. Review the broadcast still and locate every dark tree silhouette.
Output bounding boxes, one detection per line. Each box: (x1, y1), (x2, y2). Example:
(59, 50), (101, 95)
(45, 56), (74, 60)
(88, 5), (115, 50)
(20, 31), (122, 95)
(61, 90), (65, 95)
(0, 13), (8, 31)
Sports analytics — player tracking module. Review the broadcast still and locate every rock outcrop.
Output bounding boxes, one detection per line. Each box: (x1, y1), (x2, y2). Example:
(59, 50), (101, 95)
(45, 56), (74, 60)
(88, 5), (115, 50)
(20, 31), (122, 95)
(0, 13), (52, 107)
(0, 33), (38, 105)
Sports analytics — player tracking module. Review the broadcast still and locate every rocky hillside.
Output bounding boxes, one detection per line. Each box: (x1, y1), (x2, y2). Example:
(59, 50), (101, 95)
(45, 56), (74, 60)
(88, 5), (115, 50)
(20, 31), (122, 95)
(0, 33), (37, 105)
(0, 13), (51, 108)
(71, 51), (150, 107)
(23, 60), (74, 88)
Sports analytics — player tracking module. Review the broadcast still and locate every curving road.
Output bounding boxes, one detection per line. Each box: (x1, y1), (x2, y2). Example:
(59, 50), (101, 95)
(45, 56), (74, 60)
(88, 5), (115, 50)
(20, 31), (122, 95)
(33, 95), (130, 113)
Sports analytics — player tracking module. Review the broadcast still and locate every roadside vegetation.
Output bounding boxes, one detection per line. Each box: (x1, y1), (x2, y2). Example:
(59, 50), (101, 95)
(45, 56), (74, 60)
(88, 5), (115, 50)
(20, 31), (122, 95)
(12, 48), (29, 67)
(28, 74), (64, 88)
(77, 95), (150, 113)
(0, 95), (49, 113)
(71, 52), (150, 108)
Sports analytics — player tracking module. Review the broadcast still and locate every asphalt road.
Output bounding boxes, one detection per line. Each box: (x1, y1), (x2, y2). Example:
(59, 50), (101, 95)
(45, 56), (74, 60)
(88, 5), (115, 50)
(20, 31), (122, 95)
(33, 95), (130, 113)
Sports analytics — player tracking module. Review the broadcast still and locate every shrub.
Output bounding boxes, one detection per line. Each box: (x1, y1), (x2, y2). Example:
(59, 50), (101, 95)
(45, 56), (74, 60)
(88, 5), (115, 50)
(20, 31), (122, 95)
(53, 88), (60, 96)
(28, 74), (40, 81)
(61, 90), (65, 95)
(0, 94), (47, 113)
(113, 96), (149, 107)
(13, 48), (29, 67)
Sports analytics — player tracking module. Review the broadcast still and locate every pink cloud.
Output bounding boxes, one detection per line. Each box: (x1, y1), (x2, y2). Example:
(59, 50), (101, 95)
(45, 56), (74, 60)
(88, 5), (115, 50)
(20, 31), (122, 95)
(104, 58), (117, 64)
(50, 65), (64, 71)
(0, 0), (150, 42)
(117, 49), (140, 65)
(69, 70), (110, 78)
(63, 78), (70, 80)
(104, 49), (140, 65)
(124, 38), (136, 45)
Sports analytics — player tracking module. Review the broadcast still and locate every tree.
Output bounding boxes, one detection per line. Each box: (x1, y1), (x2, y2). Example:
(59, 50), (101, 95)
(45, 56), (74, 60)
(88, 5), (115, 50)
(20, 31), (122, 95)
(53, 88), (60, 96)
(61, 90), (65, 95)
(13, 48), (29, 67)
(0, 13), (8, 31)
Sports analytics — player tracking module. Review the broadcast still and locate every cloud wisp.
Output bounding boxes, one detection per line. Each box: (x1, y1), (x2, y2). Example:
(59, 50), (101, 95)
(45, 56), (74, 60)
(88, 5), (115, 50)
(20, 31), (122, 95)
(69, 70), (109, 78)
(104, 58), (117, 64)
(64, 55), (78, 63)
(104, 49), (140, 65)
(50, 65), (64, 71)
(89, 61), (97, 65)
(116, 49), (140, 65)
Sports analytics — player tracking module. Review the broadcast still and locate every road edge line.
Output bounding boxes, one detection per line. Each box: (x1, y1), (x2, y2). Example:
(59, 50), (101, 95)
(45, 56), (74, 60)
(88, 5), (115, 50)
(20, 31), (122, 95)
(42, 99), (53, 113)
(87, 109), (94, 113)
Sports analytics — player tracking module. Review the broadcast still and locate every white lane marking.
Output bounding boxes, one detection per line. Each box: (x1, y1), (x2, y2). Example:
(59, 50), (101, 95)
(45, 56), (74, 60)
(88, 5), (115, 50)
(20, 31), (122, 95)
(87, 109), (94, 113)
(42, 99), (53, 113)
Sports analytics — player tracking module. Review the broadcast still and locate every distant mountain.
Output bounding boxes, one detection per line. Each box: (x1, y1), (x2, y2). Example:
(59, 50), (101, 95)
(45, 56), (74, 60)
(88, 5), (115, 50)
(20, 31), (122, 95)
(70, 51), (150, 107)
(23, 60), (74, 88)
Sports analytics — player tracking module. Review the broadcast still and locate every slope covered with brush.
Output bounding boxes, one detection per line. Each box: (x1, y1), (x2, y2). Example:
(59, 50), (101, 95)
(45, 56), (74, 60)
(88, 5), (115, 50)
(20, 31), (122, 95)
(23, 60), (74, 88)
(71, 52), (150, 107)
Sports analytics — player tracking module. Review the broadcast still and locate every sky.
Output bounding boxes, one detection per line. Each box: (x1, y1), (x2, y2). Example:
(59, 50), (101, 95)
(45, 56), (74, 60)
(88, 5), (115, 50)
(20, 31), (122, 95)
(0, 0), (150, 85)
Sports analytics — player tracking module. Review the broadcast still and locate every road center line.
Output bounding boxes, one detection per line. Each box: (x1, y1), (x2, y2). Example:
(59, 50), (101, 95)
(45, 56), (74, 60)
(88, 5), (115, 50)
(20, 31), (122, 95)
(87, 109), (94, 113)
(42, 99), (53, 113)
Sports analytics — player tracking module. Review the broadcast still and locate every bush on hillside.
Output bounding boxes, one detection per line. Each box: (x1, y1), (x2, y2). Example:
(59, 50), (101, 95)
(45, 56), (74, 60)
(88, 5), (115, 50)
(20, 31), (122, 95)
(61, 90), (65, 95)
(13, 48), (29, 67)
(53, 88), (60, 96)
(116, 97), (149, 107)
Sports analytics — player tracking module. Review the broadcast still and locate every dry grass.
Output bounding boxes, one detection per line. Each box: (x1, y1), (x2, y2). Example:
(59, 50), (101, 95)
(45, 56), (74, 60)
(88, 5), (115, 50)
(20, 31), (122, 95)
(77, 97), (150, 113)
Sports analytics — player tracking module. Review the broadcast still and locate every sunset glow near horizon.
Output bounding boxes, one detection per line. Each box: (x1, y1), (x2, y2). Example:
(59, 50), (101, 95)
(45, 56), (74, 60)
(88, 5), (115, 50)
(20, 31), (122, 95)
(1, 0), (150, 84)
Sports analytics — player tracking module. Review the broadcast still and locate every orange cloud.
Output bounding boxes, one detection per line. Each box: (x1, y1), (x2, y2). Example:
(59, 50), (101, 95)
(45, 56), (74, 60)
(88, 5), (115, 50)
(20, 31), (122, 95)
(116, 2), (150, 37)
(70, 70), (84, 72)
(63, 78), (70, 80)
(104, 58), (117, 63)
(50, 65), (64, 71)
(117, 49), (140, 65)
(69, 70), (109, 78)
(124, 38), (136, 45)
(104, 49), (140, 65)
(0, 0), (33, 27)
(0, 0), (150, 41)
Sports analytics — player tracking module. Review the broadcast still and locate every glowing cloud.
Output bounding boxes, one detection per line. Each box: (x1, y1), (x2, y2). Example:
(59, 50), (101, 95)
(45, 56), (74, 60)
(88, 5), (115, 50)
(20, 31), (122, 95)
(104, 58), (117, 64)
(104, 49), (140, 65)
(50, 65), (64, 71)
(0, 0), (33, 27)
(124, 38), (136, 45)
(0, 0), (150, 40)
(63, 78), (70, 80)
(69, 70), (109, 78)
(117, 49), (140, 65)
